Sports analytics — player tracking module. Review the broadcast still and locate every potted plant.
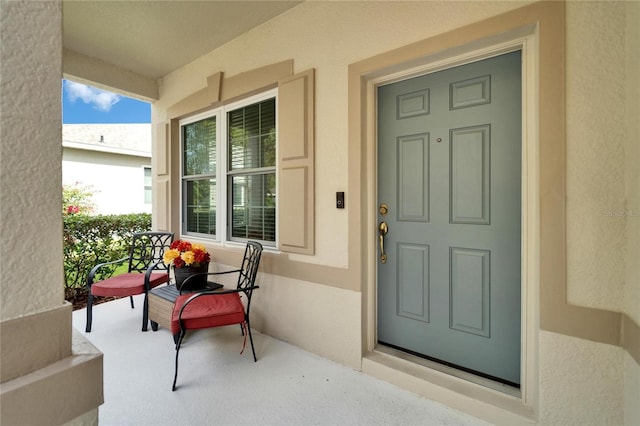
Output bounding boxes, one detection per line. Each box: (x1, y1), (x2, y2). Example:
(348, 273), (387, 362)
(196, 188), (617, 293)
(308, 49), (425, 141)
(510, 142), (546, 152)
(163, 239), (211, 291)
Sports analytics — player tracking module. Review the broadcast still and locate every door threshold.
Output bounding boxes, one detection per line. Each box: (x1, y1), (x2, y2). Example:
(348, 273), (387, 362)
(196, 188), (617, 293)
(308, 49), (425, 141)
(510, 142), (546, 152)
(363, 347), (535, 425)
(376, 343), (521, 397)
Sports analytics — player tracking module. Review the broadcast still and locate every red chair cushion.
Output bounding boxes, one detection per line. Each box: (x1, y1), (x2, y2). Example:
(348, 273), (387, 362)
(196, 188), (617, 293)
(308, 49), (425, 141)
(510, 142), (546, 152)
(90, 272), (169, 297)
(171, 292), (245, 335)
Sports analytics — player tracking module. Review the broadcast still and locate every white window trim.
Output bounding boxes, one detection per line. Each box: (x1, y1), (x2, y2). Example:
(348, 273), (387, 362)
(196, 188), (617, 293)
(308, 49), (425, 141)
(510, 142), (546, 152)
(179, 88), (278, 247)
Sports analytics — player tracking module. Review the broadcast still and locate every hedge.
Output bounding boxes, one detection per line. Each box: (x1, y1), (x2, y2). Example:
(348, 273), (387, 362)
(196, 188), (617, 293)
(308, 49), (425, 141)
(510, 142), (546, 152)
(63, 213), (152, 290)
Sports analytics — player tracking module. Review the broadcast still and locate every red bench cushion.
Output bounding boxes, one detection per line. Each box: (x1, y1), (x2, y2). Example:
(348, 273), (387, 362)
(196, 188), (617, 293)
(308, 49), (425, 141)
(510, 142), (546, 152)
(171, 292), (245, 335)
(90, 272), (169, 297)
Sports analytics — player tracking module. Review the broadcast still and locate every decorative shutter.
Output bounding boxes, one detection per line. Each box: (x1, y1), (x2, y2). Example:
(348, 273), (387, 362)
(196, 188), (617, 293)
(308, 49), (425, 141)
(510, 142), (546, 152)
(277, 69), (315, 254)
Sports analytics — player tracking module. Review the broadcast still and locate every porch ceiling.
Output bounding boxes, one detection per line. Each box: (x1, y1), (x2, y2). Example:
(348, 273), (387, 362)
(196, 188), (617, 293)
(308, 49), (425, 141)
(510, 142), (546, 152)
(62, 0), (302, 80)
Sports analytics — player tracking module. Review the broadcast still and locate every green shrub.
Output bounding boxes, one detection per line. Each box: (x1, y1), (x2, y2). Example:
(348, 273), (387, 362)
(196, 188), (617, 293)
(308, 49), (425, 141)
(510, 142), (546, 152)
(63, 213), (152, 290)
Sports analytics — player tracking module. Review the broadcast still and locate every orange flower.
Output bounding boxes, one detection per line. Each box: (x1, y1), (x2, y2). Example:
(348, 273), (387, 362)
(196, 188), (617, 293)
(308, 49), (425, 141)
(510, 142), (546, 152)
(164, 239), (210, 268)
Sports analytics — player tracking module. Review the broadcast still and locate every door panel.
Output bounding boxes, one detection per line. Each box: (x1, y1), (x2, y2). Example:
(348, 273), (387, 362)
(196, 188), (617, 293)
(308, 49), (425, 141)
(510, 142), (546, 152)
(377, 51), (522, 385)
(397, 243), (430, 323)
(449, 247), (490, 338)
(450, 125), (490, 224)
(398, 134), (430, 222)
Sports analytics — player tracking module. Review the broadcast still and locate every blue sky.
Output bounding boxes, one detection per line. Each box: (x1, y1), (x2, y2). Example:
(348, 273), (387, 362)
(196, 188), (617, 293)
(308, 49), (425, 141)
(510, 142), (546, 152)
(62, 80), (151, 124)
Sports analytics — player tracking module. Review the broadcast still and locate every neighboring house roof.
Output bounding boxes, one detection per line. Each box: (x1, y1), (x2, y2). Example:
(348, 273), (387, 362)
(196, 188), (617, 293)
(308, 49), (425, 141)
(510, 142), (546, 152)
(62, 123), (151, 157)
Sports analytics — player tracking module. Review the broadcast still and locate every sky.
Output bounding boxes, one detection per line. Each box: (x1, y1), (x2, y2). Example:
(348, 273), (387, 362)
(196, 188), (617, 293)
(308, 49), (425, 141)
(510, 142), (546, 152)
(62, 80), (151, 124)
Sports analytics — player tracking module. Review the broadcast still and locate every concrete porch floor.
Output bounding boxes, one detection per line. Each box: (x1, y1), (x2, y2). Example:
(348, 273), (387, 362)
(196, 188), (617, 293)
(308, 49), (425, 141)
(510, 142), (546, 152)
(72, 295), (489, 425)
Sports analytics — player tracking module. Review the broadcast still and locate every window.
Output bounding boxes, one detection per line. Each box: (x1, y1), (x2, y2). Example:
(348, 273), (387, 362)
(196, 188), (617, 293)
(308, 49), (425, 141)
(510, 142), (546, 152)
(180, 90), (276, 246)
(228, 98), (276, 242)
(182, 116), (217, 237)
(143, 167), (152, 204)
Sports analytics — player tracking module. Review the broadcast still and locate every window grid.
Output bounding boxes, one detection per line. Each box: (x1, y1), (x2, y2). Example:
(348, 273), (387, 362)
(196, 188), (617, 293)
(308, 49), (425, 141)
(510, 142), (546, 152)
(182, 116), (217, 238)
(227, 98), (276, 244)
(180, 91), (276, 246)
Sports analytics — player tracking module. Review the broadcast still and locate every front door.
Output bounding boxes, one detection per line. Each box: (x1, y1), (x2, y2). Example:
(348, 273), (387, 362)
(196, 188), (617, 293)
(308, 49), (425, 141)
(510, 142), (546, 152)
(376, 51), (522, 386)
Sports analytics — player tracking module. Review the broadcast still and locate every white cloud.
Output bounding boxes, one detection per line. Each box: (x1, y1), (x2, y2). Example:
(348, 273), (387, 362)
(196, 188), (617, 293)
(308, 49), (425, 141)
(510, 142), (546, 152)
(65, 81), (120, 112)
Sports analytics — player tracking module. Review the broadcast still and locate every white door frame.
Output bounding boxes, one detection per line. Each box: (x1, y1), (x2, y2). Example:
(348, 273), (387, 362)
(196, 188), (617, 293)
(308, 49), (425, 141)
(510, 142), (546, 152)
(362, 29), (539, 419)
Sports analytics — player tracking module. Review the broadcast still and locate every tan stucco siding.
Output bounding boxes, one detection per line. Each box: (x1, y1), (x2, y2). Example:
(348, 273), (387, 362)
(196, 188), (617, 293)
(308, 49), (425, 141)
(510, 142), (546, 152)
(1, 1), (103, 424)
(150, 1), (638, 424)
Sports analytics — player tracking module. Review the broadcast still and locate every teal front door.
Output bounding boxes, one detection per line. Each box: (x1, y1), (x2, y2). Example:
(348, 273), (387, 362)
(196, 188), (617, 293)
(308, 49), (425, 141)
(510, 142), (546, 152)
(376, 51), (522, 386)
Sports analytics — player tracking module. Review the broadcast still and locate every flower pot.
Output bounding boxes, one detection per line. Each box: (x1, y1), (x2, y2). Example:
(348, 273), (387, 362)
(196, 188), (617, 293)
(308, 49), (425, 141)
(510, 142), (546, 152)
(174, 263), (209, 292)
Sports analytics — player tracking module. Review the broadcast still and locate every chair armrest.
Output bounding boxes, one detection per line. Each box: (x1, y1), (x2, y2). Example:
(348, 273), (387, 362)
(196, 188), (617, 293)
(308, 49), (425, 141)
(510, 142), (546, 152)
(87, 256), (129, 286)
(146, 259), (167, 272)
(144, 260), (169, 290)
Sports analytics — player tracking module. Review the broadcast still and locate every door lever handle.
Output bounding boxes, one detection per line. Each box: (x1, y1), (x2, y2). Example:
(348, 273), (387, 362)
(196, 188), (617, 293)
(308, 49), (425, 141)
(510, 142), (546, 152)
(378, 221), (388, 263)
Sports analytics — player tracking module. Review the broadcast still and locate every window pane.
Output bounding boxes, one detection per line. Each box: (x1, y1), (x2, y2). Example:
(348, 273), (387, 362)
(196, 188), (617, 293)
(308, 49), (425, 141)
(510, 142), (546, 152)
(144, 167), (152, 204)
(262, 134), (275, 168)
(183, 117), (216, 176)
(230, 173), (276, 242)
(144, 167), (152, 185)
(228, 98), (275, 171)
(185, 179), (216, 236)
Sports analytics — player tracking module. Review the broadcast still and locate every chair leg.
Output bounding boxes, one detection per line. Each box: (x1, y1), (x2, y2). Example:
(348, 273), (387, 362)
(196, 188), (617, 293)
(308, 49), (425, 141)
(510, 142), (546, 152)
(172, 331), (185, 391)
(150, 320), (159, 332)
(129, 296), (135, 309)
(85, 293), (94, 332)
(245, 319), (257, 362)
(141, 293), (149, 332)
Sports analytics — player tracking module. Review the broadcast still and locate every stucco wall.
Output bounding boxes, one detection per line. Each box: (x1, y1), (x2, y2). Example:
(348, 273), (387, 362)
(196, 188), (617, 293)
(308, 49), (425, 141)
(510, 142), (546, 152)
(0, 1), (102, 424)
(252, 274), (362, 368)
(565, 0), (628, 313)
(623, 2), (640, 425)
(625, 352), (640, 425)
(0, 0), (64, 320)
(623, 0), (640, 330)
(563, 4), (639, 423)
(155, 0), (530, 268)
(153, 1), (636, 423)
(539, 331), (625, 425)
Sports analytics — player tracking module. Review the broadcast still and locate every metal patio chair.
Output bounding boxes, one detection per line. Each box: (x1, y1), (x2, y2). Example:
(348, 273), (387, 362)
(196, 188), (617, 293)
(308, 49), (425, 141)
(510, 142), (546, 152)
(171, 241), (263, 391)
(85, 231), (174, 332)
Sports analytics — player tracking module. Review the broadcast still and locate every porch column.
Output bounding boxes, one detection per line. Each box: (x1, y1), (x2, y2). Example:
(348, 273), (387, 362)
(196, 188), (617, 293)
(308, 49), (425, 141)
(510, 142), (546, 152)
(0, 1), (103, 424)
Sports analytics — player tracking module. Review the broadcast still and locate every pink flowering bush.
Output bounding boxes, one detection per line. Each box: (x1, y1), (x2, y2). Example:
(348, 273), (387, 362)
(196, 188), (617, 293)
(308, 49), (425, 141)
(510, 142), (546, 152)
(63, 183), (95, 215)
